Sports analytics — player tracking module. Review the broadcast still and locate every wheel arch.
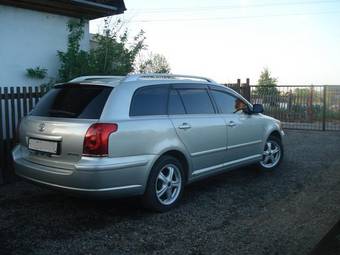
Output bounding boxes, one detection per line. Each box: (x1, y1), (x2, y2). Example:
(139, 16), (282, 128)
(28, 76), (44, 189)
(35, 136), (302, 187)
(264, 124), (283, 142)
(153, 149), (191, 183)
(268, 130), (282, 141)
(261, 127), (284, 155)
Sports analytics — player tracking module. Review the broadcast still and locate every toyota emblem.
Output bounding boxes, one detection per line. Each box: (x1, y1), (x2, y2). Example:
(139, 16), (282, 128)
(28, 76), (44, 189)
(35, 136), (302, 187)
(38, 123), (46, 132)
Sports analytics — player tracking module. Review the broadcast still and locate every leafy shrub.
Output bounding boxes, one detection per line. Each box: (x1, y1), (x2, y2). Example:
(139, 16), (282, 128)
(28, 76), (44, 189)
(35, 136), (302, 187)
(26, 66), (47, 79)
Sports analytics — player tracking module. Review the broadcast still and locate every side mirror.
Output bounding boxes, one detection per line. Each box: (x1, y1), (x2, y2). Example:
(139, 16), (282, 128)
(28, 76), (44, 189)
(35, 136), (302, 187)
(252, 104), (264, 114)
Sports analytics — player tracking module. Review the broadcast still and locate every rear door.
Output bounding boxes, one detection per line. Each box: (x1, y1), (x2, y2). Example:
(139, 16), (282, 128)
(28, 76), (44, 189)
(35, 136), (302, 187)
(209, 87), (264, 161)
(169, 84), (227, 173)
(19, 84), (113, 169)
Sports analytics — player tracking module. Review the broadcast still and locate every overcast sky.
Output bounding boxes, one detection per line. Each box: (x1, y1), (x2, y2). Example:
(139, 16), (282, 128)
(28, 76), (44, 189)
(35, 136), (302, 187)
(90, 0), (340, 85)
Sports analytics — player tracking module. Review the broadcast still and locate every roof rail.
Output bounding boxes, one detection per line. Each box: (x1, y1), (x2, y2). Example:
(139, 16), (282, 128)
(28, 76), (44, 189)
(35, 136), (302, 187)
(69, 76), (125, 83)
(124, 73), (217, 83)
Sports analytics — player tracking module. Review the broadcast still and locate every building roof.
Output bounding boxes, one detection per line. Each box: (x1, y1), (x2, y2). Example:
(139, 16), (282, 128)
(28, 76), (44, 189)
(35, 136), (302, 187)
(0, 0), (126, 20)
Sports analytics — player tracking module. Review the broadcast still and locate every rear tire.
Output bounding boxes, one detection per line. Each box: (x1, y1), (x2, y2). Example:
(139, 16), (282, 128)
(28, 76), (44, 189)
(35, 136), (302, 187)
(257, 135), (283, 171)
(142, 155), (184, 212)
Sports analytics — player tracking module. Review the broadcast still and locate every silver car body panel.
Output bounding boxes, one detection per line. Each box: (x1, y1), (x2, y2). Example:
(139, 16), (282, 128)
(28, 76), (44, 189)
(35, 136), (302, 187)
(12, 74), (284, 197)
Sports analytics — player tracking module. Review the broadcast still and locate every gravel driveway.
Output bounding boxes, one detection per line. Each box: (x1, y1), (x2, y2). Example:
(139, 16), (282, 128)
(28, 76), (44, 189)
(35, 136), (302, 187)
(1, 130), (340, 255)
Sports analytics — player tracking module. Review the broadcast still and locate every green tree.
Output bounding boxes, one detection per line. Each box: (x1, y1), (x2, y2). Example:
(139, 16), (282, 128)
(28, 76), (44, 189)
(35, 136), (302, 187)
(257, 68), (278, 89)
(255, 68), (279, 104)
(57, 19), (89, 82)
(294, 88), (310, 97)
(88, 19), (146, 76)
(138, 53), (171, 73)
(57, 19), (146, 82)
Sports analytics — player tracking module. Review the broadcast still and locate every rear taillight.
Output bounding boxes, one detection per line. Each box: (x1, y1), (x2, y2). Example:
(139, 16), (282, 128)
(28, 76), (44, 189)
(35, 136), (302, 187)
(83, 123), (118, 157)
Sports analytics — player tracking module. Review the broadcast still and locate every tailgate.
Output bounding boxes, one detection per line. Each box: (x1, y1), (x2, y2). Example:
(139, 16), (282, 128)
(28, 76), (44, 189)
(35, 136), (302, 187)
(20, 117), (95, 170)
(17, 83), (113, 170)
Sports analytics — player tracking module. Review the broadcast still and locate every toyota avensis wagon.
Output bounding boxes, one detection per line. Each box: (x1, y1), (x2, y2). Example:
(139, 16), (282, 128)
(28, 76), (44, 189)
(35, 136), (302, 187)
(13, 74), (284, 212)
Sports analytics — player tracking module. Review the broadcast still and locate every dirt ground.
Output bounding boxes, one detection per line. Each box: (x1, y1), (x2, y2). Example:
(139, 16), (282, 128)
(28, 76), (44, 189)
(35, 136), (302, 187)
(1, 130), (340, 255)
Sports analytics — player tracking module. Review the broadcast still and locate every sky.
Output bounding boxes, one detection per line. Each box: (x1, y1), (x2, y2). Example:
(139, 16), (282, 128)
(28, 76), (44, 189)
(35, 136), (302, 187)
(90, 0), (340, 85)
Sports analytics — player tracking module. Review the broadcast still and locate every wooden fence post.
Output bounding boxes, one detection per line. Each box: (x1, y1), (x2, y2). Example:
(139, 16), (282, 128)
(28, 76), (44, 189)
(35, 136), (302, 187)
(241, 78), (251, 101)
(237, 79), (241, 88)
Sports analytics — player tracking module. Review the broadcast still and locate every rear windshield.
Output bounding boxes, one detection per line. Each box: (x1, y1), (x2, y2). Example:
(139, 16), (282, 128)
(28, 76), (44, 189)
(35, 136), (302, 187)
(30, 84), (113, 119)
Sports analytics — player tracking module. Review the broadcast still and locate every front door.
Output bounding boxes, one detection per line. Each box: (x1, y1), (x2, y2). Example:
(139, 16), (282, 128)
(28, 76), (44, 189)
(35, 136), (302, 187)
(209, 88), (264, 161)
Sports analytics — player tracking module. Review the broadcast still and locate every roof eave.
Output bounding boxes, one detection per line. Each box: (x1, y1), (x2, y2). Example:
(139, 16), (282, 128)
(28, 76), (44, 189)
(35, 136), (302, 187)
(0, 0), (126, 20)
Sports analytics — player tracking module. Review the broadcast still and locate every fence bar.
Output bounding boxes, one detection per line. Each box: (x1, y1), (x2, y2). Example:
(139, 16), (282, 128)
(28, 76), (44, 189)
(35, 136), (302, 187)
(34, 86), (39, 106)
(28, 87), (33, 112)
(3, 88), (11, 181)
(323, 86), (327, 131)
(16, 87), (22, 124)
(10, 87), (16, 141)
(22, 87), (28, 116)
(0, 87), (3, 184)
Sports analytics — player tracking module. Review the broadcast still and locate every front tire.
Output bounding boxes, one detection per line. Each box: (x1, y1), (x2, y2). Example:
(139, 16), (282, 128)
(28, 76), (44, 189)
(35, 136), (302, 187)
(142, 156), (184, 212)
(258, 135), (283, 171)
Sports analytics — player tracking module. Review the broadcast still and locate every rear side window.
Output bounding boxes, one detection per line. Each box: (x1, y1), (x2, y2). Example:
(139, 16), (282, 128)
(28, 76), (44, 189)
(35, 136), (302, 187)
(30, 85), (112, 119)
(130, 86), (168, 116)
(178, 89), (215, 114)
(168, 90), (186, 115)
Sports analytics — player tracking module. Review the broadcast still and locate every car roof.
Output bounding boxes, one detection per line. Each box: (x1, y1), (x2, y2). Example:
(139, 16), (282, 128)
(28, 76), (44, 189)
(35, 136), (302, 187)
(60, 74), (251, 107)
(61, 73), (242, 99)
(66, 73), (226, 88)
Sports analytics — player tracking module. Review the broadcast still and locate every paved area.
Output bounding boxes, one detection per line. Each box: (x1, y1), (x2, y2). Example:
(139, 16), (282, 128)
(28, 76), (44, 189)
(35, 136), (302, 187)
(1, 130), (340, 255)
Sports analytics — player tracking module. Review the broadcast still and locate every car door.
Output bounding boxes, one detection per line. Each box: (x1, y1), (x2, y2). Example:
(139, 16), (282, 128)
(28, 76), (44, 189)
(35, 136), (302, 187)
(168, 84), (227, 174)
(209, 87), (264, 162)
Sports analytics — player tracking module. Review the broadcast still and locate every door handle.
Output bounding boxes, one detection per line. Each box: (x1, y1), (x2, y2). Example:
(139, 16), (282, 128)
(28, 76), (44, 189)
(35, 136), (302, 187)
(227, 121), (236, 127)
(178, 123), (191, 130)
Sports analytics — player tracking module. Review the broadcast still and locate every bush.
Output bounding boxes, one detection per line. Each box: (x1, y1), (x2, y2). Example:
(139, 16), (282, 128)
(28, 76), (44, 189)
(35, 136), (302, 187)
(57, 19), (146, 82)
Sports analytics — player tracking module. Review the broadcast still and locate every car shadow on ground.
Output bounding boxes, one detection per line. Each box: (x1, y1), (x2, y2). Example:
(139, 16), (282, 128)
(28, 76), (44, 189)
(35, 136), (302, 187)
(2, 164), (275, 216)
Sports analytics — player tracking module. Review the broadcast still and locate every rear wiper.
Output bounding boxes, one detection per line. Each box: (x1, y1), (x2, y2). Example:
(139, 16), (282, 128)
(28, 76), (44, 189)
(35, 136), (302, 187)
(48, 109), (77, 117)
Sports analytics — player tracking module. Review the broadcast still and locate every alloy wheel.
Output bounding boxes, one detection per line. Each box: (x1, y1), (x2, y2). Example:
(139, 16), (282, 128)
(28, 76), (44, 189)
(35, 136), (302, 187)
(260, 140), (281, 168)
(155, 164), (182, 205)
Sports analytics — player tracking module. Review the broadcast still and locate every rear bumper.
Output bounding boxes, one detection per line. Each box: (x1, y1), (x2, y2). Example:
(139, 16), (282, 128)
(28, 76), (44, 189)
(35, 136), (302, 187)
(12, 145), (156, 198)
(16, 173), (143, 198)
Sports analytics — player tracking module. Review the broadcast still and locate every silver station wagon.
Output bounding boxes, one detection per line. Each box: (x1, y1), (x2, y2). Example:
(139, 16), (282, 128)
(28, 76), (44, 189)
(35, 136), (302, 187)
(13, 74), (284, 212)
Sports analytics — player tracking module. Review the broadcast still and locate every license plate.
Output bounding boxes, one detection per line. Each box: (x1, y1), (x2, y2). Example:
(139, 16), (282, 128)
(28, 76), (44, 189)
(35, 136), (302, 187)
(28, 138), (58, 154)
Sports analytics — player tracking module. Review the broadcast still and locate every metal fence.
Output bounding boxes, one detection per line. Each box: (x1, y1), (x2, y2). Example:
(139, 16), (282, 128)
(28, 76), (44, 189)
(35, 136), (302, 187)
(0, 86), (47, 183)
(249, 85), (340, 131)
(225, 82), (340, 131)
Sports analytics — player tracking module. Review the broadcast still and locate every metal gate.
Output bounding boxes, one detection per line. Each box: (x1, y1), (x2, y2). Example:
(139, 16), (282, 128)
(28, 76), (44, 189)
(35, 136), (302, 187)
(249, 85), (340, 131)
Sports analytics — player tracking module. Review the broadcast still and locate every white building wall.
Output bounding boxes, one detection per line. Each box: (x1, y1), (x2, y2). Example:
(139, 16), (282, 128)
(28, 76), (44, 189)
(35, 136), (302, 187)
(0, 5), (90, 86)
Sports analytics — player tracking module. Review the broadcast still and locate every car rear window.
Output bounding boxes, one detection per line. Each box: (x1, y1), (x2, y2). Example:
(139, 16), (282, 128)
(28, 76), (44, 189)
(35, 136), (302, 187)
(30, 84), (113, 119)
